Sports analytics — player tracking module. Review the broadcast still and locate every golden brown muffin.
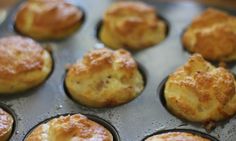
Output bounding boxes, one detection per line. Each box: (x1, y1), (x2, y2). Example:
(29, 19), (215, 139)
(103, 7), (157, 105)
(145, 132), (210, 141)
(164, 54), (236, 123)
(0, 36), (52, 94)
(65, 48), (144, 107)
(0, 108), (14, 141)
(15, 0), (83, 40)
(183, 8), (236, 61)
(100, 1), (166, 50)
(25, 114), (113, 141)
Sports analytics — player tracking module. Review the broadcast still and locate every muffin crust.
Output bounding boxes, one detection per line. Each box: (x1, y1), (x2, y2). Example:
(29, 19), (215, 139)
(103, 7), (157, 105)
(25, 114), (113, 141)
(65, 48), (144, 107)
(0, 36), (52, 94)
(145, 132), (210, 141)
(0, 36), (44, 78)
(0, 108), (14, 141)
(165, 54), (236, 123)
(183, 8), (236, 61)
(100, 1), (166, 50)
(15, 0), (83, 40)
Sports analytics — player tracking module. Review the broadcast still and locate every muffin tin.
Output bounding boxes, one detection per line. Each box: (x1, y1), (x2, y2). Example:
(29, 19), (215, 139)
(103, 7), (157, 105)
(142, 129), (219, 141)
(0, 0), (236, 140)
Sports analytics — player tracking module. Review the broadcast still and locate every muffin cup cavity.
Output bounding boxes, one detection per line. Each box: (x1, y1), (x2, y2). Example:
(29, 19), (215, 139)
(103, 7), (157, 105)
(24, 113), (120, 141)
(181, 8), (236, 62)
(0, 10), (7, 26)
(0, 47), (54, 97)
(158, 76), (195, 122)
(157, 76), (168, 108)
(12, 1), (86, 41)
(0, 103), (17, 141)
(96, 13), (170, 52)
(63, 61), (147, 108)
(86, 114), (121, 141)
(159, 14), (170, 37)
(158, 72), (236, 132)
(137, 63), (148, 88)
(142, 129), (219, 141)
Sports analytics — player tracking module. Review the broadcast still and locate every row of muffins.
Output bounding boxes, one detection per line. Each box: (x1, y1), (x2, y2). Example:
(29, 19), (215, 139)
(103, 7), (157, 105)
(13, 0), (236, 61)
(2, 36), (236, 140)
(0, 108), (215, 141)
(0, 35), (144, 107)
(13, 0), (167, 48)
(4, 0), (236, 95)
(0, 0), (236, 140)
(1, 50), (235, 140)
(0, 36), (229, 140)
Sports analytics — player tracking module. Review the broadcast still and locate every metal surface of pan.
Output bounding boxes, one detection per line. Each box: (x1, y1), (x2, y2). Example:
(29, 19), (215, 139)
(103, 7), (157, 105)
(0, 0), (236, 141)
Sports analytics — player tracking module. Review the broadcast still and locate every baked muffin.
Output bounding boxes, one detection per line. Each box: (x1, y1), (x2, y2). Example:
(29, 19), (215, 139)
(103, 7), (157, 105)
(99, 1), (166, 50)
(15, 0), (83, 40)
(0, 36), (52, 94)
(65, 48), (144, 108)
(25, 114), (113, 141)
(164, 54), (236, 123)
(0, 108), (14, 141)
(183, 8), (236, 61)
(145, 132), (210, 141)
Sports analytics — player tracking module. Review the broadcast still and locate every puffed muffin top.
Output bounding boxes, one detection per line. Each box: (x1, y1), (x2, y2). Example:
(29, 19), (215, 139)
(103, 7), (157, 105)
(0, 36), (44, 78)
(100, 1), (166, 50)
(25, 114), (113, 141)
(183, 8), (236, 61)
(15, 0), (83, 40)
(0, 108), (14, 141)
(0, 36), (52, 94)
(164, 54), (236, 123)
(145, 132), (210, 141)
(65, 48), (144, 107)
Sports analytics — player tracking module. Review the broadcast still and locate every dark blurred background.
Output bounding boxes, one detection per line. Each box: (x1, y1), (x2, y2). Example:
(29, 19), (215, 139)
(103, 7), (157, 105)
(0, 0), (236, 9)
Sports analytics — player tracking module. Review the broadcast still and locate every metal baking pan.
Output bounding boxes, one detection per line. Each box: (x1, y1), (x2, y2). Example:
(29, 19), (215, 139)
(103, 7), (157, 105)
(0, 0), (236, 140)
